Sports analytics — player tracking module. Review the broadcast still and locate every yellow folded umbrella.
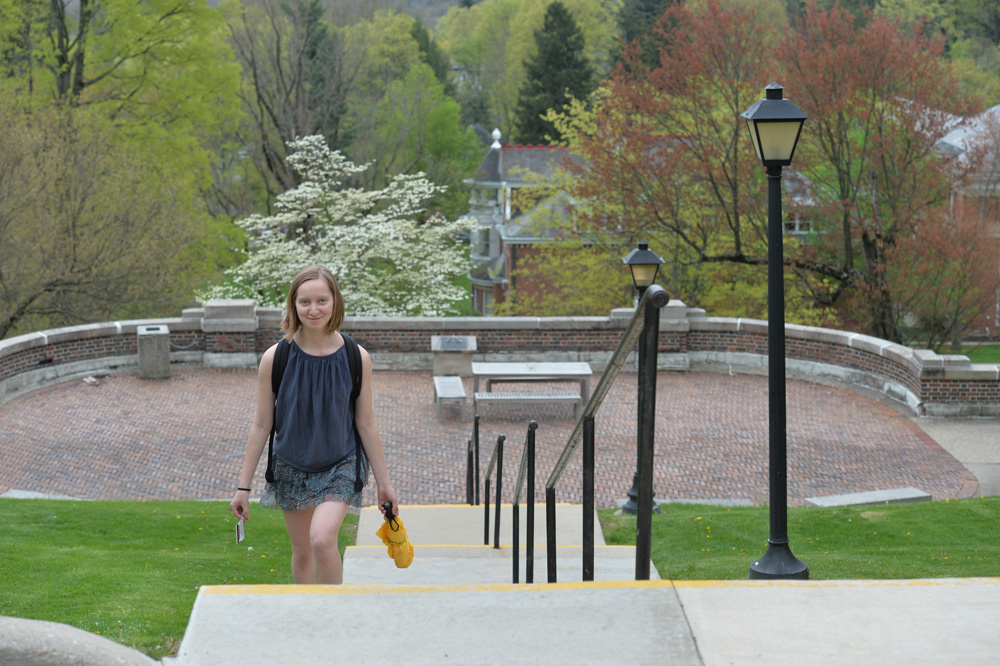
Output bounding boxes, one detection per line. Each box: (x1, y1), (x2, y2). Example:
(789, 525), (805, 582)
(375, 503), (414, 569)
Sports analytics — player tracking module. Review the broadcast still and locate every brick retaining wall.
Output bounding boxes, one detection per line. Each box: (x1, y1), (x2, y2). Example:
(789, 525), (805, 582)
(1, 299), (997, 416)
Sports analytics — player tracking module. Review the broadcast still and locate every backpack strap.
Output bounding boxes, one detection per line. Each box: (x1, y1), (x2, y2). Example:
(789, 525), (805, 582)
(265, 338), (291, 484)
(341, 333), (366, 492)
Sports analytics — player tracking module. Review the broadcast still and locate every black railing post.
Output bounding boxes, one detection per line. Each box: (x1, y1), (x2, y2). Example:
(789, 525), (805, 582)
(484, 477), (491, 545)
(635, 288), (662, 580)
(466, 438), (473, 505)
(493, 435), (504, 549)
(513, 501), (520, 583)
(474, 414), (481, 505)
(546, 487), (556, 583)
(583, 415), (595, 581)
(527, 421), (537, 584)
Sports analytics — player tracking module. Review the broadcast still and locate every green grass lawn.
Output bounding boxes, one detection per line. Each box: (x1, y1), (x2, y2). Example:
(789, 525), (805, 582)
(600, 496), (1000, 581)
(960, 344), (1000, 364)
(2, 497), (998, 658)
(0, 499), (357, 659)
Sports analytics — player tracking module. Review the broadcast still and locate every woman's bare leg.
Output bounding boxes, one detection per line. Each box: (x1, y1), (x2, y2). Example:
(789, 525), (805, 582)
(309, 501), (350, 584)
(283, 506), (317, 584)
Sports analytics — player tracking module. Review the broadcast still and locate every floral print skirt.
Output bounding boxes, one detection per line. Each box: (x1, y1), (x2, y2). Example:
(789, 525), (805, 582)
(260, 451), (368, 511)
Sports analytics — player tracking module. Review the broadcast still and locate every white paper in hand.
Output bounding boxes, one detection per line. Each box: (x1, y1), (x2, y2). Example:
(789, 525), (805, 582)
(236, 517), (245, 543)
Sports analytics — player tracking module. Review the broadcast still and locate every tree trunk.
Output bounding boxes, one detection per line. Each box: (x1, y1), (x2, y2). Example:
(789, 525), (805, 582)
(860, 232), (901, 343)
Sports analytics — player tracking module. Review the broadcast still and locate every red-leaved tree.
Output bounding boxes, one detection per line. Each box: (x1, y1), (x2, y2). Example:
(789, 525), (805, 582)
(563, 0), (991, 345)
(781, 2), (980, 342)
(565, 0), (782, 315)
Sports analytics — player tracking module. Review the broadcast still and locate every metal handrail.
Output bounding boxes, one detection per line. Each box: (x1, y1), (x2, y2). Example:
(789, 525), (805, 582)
(482, 433), (505, 548)
(544, 285), (670, 582)
(511, 421), (537, 506)
(546, 289), (656, 489)
(464, 285), (668, 583)
(466, 414), (482, 505)
(512, 421), (538, 584)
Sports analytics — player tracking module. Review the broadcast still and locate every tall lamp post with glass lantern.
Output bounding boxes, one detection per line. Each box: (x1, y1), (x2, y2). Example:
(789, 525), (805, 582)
(621, 241), (665, 517)
(741, 82), (810, 580)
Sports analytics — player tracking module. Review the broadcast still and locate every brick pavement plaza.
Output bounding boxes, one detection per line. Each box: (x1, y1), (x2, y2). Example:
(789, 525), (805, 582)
(0, 368), (977, 507)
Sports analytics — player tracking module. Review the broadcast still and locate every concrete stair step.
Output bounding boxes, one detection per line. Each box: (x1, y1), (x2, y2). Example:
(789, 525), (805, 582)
(172, 580), (695, 666)
(354, 502), (605, 547)
(346, 503), (655, 585)
(344, 544), (649, 584)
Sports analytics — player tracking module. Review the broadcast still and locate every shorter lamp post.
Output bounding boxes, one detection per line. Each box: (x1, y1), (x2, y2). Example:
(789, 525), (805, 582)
(741, 82), (809, 579)
(620, 241), (664, 516)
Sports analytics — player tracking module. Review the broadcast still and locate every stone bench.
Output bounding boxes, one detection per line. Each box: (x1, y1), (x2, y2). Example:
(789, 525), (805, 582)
(433, 376), (467, 421)
(804, 486), (931, 508)
(474, 391), (583, 420)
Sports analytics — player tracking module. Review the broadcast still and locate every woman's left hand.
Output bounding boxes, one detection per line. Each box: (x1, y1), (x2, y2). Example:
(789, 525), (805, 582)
(378, 484), (399, 517)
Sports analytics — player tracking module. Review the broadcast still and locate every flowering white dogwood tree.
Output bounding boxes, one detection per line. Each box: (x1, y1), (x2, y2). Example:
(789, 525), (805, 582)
(202, 135), (472, 316)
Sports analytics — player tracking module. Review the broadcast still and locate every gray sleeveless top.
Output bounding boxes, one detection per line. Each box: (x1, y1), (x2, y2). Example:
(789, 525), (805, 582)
(273, 340), (357, 472)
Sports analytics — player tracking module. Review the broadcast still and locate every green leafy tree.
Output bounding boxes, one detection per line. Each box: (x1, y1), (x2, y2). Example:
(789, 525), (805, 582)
(366, 64), (483, 218)
(337, 13), (479, 217)
(0, 0), (244, 328)
(411, 17), (455, 96)
(437, 0), (617, 134)
(0, 101), (224, 338)
(0, 0), (241, 177)
(514, 1), (596, 144)
(615, 0), (672, 69)
(224, 0), (357, 211)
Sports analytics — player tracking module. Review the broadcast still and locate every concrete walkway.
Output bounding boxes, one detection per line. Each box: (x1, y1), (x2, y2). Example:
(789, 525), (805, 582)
(911, 417), (1000, 496)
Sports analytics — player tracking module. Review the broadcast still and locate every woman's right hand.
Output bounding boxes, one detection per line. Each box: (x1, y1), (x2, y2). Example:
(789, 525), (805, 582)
(231, 490), (250, 521)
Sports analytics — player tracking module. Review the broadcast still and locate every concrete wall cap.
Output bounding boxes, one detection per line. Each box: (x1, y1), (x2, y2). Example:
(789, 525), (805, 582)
(610, 308), (633, 320)
(166, 318), (203, 333)
(342, 317), (442, 331)
(930, 364), (1000, 381)
(784, 323), (814, 339)
(736, 319), (769, 335)
(793, 327), (851, 345)
(912, 349), (943, 368)
(882, 345), (916, 366)
(204, 299), (256, 321)
(939, 354), (973, 367)
(0, 332), (47, 357)
(436, 317), (542, 330)
(29, 322), (121, 346)
(972, 364), (1000, 381)
(538, 317), (623, 331)
(846, 333), (897, 356)
(689, 318), (741, 332)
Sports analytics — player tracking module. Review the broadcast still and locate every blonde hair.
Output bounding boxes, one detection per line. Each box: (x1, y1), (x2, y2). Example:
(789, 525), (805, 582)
(282, 265), (345, 339)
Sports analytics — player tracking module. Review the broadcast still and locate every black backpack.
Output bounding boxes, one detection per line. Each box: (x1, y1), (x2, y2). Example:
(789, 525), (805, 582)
(265, 333), (365, 492)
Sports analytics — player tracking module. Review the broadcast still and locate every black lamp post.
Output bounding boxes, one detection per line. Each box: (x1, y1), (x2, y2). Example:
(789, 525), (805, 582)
(741, 82), (809, 580)
(621, 241), (664, 517)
